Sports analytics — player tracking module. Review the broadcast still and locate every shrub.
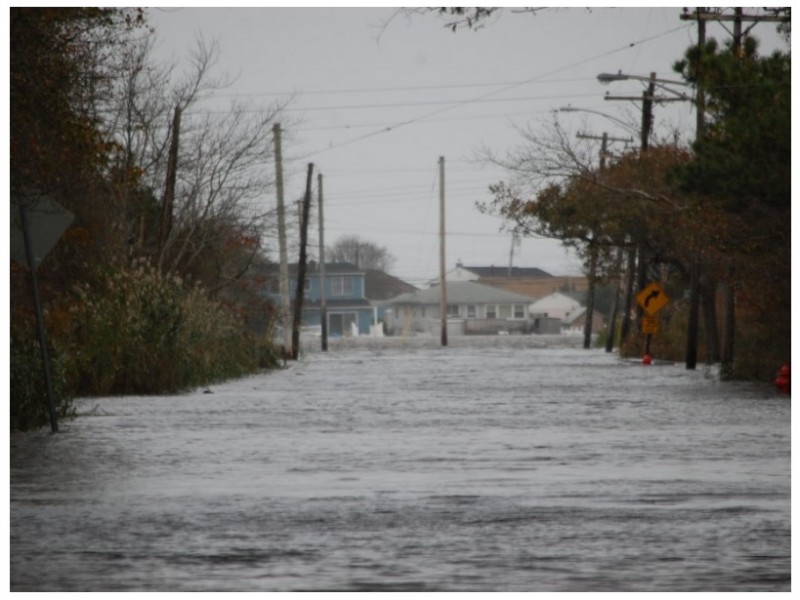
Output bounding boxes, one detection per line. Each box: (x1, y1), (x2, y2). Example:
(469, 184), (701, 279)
(10, 322), (75, 431)
(62, 261), (278, 396)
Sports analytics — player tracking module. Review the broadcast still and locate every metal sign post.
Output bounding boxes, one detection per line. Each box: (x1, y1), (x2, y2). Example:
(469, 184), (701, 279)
(11, 196), (74, 433)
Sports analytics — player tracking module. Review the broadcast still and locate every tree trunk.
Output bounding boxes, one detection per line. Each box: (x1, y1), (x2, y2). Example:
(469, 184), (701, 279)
(701, 275), (720, 364)
(720, 267), (736, 379)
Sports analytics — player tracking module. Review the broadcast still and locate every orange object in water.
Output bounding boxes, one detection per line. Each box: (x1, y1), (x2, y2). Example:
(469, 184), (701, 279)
(774, 364), (790, 394)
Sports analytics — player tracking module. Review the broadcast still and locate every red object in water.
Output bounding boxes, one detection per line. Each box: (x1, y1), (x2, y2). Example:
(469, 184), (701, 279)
(774, 364), (790, 394)
(642, 354), (652, 366)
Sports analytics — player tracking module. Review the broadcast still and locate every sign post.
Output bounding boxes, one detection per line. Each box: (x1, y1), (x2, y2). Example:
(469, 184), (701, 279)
(11, 196), (74, 432)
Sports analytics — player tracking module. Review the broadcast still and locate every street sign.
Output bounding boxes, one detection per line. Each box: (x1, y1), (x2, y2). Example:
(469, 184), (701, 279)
(641, 315), (659, 334)
(636, 282), (669, 316)
(11, 195), (74, 269)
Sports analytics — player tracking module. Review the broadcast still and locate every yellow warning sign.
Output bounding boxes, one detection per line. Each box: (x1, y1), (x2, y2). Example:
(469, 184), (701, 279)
(641, 316), (659, 335)
(636, 282), (669, 316)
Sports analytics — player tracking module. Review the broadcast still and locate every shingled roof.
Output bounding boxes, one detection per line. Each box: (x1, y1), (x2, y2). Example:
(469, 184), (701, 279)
(464, 265), (553, 278)
(387, 281), (536, 305)
(364, 270), (417, 301)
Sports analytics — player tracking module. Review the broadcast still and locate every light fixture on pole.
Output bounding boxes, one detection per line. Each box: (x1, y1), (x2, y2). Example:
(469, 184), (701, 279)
(557, 105), (638, 136)
(597, 71), (693, 102)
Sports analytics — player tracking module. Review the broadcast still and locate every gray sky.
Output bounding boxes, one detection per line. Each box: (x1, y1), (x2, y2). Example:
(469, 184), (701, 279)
(146, 6), (786, 286)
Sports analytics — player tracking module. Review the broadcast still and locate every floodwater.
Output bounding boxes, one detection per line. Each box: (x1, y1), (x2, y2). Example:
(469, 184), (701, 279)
(10, 337), (791, 592)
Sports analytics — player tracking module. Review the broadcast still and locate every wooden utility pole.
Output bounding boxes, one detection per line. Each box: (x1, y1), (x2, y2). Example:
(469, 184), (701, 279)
(273, 123), (292, 357)
(159, 103), (181, 266)
(685, 12), (705, 371)
(605, 248), (624, 353)
(318, 172), (328, 352)
(576, 131), (631, 350)
(438, 156), (448, 347)
(603, 73), (665, 352)
(291, 163), (314, 360)
(639, 74), (656, 357)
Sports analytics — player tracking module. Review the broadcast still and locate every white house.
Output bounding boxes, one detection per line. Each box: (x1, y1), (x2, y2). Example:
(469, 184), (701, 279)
(383, 281), (537, 336)
(528, 291), (583, 321)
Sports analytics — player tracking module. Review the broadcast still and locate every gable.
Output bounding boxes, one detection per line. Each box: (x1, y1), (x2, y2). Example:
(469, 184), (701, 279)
(387, 281), (536, 305)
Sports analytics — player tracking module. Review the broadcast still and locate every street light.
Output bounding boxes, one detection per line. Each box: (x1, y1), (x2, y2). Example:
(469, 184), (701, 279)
(597, 71), (689, 87)
(597, 71), (692, 101)
(557, 105), (639, 136)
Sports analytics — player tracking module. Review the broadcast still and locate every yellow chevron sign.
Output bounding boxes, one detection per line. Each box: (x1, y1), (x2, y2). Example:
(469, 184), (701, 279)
(636, 282), (669, 316)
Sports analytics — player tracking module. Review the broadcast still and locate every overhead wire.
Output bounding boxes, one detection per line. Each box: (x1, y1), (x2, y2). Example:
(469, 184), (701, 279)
(296, 22), (694, 160)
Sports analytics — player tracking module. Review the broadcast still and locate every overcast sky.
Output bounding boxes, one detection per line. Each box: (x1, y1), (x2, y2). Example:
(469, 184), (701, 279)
(146, 6), (786, 286)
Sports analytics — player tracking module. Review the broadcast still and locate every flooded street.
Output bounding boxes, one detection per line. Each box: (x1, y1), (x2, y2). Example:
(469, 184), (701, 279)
(10, 338), (791, 592)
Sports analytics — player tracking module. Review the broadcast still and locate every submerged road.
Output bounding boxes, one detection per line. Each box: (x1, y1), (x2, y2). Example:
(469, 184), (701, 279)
(10, 338), (791, 591)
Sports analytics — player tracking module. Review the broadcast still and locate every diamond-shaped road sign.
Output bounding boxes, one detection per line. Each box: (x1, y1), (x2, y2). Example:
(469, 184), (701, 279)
(636, 282), (669, 316)
(11, 195), (74, 269)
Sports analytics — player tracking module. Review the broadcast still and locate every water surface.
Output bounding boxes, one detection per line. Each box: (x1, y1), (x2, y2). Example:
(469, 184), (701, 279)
(10, 339), (791, 591)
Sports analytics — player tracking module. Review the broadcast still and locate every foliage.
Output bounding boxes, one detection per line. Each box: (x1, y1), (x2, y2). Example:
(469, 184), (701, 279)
(327, 235), (396, 272)
(10, 323), (76, 432)
(480, 22), (790, 381)
(672, 31), (791, 376)
(62, 261), (272, 396)
(10, 9), (286, 430)
(10, 8), (147, 207)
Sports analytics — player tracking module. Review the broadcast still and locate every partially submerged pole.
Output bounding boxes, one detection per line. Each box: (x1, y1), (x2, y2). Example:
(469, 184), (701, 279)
(19, 204), (58, 433)
(439, 156), (447, 347)
(318, 173), (328, 351)
(291, 163), (314, 360)
(273, 123), (292, 357)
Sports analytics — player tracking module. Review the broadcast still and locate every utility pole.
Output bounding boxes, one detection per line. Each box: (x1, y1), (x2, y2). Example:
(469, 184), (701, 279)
(605, 73), (658, 355)
(680, 7), (789, 57)
(602, 72), (663, 353)
(318, 173), (328, 352)
(291, 163), (314, 360)
(508, 230), (519, 277)
(576, 131), (631, 350)
(639, 74), (656, 357)
(685, 11), (706, 371)
(438, 156), (448, 347)
(273, 123), (292, 358)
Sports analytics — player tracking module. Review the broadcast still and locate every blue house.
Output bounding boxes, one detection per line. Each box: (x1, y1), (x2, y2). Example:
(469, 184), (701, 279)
(267, 262), (374, 336)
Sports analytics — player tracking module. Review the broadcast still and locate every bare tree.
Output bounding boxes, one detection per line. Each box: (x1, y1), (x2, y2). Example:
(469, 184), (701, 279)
(103, 31), (292, 290)
(327, 235), (396, 272)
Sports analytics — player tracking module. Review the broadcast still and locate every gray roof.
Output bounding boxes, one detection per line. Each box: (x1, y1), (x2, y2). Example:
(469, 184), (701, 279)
(464, 265), (552, 278)
(364, 269), (417, 301)
(562, 306), (586, 325)
(386, 281), (536, 305)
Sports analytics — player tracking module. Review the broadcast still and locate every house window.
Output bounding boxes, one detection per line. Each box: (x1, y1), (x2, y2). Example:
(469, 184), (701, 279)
(498, 305), (512, 319)
(331, 276), (353, 297)
(467, 305), (476, 318)
(447, 304), (459, 317)
(514, 304), (525, 319)
(486, 305), (497, 319)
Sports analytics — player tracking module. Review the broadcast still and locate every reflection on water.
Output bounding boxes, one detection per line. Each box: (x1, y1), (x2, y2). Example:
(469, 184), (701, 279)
(10, 340), (791, 591)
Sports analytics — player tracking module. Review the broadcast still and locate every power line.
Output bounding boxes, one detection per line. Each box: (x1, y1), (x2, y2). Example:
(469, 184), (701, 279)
(297, 23), (694, 159)
(205, 76), (595, 99)
(184, 91), (604, 116)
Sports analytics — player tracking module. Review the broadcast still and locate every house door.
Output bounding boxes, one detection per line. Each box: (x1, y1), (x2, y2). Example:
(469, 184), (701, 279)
(329, 312), (357, 337)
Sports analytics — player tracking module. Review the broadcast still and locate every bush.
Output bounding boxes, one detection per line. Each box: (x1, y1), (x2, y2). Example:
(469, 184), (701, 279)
(61, 261), (278, 396)
(10, 324), (75, 431)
